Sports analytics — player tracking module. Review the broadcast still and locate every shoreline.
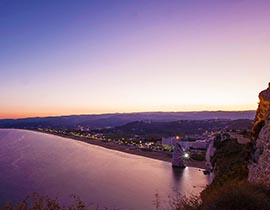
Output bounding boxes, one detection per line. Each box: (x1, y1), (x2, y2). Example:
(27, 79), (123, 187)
(33, 129), (206, 169)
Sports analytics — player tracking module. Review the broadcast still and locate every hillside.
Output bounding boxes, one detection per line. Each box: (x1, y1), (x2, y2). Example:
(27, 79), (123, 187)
(98, 119), (253, 140)
(0, 111), (255, 130)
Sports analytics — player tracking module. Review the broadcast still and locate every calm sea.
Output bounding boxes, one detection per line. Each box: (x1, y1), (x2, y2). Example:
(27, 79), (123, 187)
(0, 129), (209, 210)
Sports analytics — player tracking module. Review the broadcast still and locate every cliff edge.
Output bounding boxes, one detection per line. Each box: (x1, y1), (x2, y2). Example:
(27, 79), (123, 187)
(249, 125), (270, 185)
(249, 83), (270, 186)
(251, 83), (270, 141)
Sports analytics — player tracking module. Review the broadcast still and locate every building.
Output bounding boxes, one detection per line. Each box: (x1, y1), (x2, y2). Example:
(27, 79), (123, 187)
(162, 136), (180, 146)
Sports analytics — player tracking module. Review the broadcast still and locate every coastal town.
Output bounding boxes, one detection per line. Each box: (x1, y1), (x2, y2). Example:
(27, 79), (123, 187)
(35, 125), (249, 169)
(36, 127), (218, 151)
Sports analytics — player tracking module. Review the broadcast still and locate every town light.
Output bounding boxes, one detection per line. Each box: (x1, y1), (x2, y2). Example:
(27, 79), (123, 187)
(184, 152), (189, 159)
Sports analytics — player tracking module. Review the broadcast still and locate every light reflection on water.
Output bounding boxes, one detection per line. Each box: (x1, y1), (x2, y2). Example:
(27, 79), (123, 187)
(0, 129), (209, 210)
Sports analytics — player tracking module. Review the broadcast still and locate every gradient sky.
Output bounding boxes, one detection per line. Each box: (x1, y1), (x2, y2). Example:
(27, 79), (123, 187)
(1, 0), (270, 119)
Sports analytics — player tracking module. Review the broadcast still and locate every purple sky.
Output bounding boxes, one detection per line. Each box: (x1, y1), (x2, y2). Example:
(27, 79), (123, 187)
(1, 0), (270, 118)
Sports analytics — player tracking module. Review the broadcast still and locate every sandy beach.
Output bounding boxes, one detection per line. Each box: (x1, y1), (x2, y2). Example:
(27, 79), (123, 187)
(37, 130), (206, 169)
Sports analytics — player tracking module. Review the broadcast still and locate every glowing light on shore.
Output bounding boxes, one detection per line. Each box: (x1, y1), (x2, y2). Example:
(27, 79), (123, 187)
(184, 153), (190, 159)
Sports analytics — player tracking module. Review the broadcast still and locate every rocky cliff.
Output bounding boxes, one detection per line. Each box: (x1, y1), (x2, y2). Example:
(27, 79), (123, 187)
(249, 125), (270, 185)
(249, 83), (270, 186)
(251, 83), (270, 141)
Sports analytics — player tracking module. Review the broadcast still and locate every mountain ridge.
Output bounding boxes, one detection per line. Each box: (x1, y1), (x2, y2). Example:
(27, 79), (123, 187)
(0, 111), (255, 130)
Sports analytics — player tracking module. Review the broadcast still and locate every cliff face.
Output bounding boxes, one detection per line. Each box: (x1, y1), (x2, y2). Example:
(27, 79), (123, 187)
(249, 125), (270, 185)
(251, 83), (270, 141)
(249, 83), (270, 186)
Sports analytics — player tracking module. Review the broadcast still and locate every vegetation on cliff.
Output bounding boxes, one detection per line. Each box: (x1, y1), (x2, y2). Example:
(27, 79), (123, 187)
(204, 139), (250, 191)
(164, 84), (270, 210)
(164, 138), (270, 210)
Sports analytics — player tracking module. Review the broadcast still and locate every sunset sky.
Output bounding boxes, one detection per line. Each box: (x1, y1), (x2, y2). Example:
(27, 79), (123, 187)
(1, 0), (270, 119)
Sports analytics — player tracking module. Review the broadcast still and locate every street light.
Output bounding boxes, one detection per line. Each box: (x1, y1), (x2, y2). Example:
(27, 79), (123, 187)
(183, 152), (189, 159)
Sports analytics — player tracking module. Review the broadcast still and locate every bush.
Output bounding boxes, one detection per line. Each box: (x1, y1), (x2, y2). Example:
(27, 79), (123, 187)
(166, 194), (201, 210)
(207, 139), (251, 189)
(163, 182), (270, 210)
(1, 193), (64, 210)
(0, 194), (117, 210)
(201, 182), (270, 210)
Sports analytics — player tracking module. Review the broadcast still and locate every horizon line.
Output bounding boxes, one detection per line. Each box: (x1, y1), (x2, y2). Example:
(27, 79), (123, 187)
(0, 109), (256, 120)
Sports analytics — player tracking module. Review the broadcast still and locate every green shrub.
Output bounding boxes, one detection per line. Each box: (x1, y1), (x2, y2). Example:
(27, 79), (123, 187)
(207, 139), (251, 190)
(1, 193), (64, 210)
(163, 182), (270, 210)
(201, 182), (270, 210)
(0, 194), (115, 210)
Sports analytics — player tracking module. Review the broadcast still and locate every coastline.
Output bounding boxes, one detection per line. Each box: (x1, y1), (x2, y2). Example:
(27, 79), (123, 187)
(33, 129), (206, 169)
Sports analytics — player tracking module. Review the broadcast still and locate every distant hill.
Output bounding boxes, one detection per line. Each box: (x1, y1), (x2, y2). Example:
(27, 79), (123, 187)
(98, 119), (253, 139)
(0, 111), (255, 130)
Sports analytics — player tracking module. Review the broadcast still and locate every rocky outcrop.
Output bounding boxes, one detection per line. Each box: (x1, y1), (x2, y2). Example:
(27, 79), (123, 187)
(172, 143), (185, 168)
(249, 83), (270, 186)
(251, 83), (270, 141)
(205, 140), (216, 183)
(205, 133), (233, 183)
(249, 125), (270, 185)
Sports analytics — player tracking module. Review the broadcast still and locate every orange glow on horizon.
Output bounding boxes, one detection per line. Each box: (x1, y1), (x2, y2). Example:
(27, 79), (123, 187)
(0, 104), (257, 119)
